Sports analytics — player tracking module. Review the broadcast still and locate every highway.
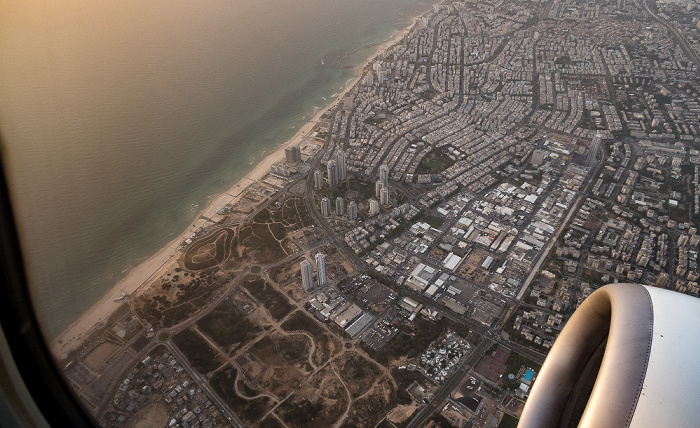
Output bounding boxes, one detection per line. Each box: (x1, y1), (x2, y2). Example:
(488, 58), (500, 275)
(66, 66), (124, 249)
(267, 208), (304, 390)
(643, 0), (700, 67)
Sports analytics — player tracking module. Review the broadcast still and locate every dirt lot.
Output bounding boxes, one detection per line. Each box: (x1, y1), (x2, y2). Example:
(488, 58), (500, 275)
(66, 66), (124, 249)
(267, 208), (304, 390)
(197, 300), (261, 354)
(277, 366), (348, 428)
(248, 334), (310, 398)
(334, 352), (382, 398)
(126, 403), (168, 428)
(132, 267), (228, 328)
(209, 364), (275, 424)
(386, 404), (419, 424)
(172, 328), (225, 375)
(83, 342), (120, 372)
(280, 311), (342, 366)
(236, 352), (267, 386)
(241, 276), (294, 321)
(458, 249), (493, 284)
(340, 380), (394, 427)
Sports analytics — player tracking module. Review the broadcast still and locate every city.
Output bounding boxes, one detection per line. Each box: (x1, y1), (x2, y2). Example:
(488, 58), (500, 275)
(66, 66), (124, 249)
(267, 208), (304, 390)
(57, 0), (700, 427)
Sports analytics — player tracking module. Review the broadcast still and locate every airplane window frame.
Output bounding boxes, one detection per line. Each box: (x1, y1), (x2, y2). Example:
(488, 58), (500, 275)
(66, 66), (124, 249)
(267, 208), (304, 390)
(0, 154), (95, 428)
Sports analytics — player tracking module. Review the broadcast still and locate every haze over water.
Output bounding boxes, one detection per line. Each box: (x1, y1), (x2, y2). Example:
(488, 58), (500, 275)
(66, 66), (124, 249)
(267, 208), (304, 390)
(0, 0), (434, 339)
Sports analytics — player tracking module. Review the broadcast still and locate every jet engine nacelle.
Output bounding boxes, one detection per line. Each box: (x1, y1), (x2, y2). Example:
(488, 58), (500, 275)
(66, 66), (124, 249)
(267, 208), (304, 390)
(519, 283), (700, 427)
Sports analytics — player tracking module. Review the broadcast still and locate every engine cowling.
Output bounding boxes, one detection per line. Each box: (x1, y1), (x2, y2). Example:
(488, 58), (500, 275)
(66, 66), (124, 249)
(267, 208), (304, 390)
(519, 283), (700, 428)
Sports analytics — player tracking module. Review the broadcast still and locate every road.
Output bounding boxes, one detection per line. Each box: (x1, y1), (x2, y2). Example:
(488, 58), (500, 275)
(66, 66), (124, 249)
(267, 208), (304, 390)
(165, 342), (247, 427)
(406, 338), (494, 428)
(644, 0), (700, 67)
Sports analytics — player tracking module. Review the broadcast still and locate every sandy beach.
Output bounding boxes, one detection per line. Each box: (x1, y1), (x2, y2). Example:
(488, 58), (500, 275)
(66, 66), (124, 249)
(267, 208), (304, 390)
(49, 14), (421, 361)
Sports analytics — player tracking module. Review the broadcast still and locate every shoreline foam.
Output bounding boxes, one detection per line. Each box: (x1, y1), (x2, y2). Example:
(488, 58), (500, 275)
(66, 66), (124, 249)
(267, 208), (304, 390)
(50, 13), (422, 361)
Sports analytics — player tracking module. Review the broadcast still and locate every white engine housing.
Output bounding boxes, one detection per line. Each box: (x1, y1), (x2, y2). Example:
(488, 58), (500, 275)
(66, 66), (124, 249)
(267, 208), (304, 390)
(519, 283), (700, 427)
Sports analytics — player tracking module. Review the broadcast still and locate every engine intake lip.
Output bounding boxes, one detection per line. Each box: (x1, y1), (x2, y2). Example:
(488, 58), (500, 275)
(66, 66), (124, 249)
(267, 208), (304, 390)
(519, 283), (653, 428)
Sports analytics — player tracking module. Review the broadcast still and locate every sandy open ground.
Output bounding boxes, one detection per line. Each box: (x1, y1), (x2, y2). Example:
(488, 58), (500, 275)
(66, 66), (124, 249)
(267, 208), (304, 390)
(50, 17), (419, 361)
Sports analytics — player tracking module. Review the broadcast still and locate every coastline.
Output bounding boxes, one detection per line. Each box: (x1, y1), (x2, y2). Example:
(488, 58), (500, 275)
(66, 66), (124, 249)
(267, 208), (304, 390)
(49, 14), (421, 361)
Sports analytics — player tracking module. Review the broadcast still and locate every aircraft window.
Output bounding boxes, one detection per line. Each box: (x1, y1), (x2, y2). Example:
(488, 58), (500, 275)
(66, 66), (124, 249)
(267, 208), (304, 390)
(2, 0), (700, 427)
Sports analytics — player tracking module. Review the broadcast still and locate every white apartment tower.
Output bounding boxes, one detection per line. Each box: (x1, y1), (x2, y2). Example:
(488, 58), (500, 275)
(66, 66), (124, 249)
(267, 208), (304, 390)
(336, 150), (347, 182)
(369, 198), (380, 216)
(327, 159), (339, 187)
(314, 170), (324, 189)
(300, 260), (313, 291)
(315, 253), (327, 286)
(321, 197), (331, 217)
(348, 201), (358, 220)
(379, 164), (389, 187)
(380, 187), (389, 205)
(335, 197), (345, 216)
(375, 180), (384, 198)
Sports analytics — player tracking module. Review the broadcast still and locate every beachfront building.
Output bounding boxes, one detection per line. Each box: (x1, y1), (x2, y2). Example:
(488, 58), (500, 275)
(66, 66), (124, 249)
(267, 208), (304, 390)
(321, 197), (331, 217)
(327, 159), (339, 187)
(301, 260), (314, 291)
(270, 162), (290, 177)
(336, 197), (345, 216)
(365, 71), (373, 86)
(348, 201), (358, 220)
(285, 145), (301, 164)
(369, 198), (380, 216)
(315, 253), (327, 286)
(314, 170), (323, 189)
(336, 150), (347, 182)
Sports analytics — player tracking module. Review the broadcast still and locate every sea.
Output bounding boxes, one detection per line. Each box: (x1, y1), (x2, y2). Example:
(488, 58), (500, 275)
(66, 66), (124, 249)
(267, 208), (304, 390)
(0, 0), (435, 340)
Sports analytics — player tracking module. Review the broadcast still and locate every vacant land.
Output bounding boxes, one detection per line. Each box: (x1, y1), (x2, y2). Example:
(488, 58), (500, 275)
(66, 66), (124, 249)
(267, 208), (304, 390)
(340, 380), (394, 427)
(277, 365), (348, 428)
(259, 416), (285, 428)
(210, 365), (275, 424)
(172, 328), (225, 375)
(126, 403), (168, 428)
(83, 342), (120, 372)
(241, 276), (294, 321)
(281, 311), (342, 366)
(335, 352), (382, 398)
(248, 334), (310, 398)
(197, 300), (261, 353)
(268, 258), (305, 301)
(133, 268), (228, 328)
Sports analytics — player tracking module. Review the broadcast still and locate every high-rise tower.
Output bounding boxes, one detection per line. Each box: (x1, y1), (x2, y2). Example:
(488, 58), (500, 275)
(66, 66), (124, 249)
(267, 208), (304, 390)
(285, 145), (301, 164)
(587, 133), (602, 167)
(314, 170), (324, 189)
(375, 180), (384, 198)
(335, 197), (345, 216)
(327, 160), (339, 187)
(379, 164), (389, 187)
(300, 260), (313, 291)
(336, 150), (347, 182)
(321, 197), (331, 216)
(380, 187), (389, 205)
(369, 198), (380, 216)
(348, 201), (358, 220)
(315, 253), (327, 286)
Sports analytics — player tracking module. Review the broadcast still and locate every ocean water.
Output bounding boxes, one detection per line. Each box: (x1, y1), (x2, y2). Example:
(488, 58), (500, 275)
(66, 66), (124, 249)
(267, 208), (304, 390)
(0, 0), (434, 339)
